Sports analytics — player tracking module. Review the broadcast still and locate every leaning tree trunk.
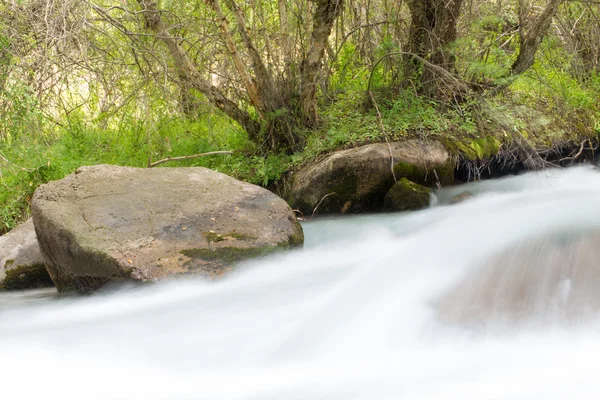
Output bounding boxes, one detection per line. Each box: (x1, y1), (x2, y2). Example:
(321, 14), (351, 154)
(219, 0), (298, 151)
(511, 0), (563, 76)
(405, 0), (464, 100)
(489, 0), (563, 95)
(300, 0), (344, 126)
(133, 0), (261, 142)
(132, 0), (343, 152)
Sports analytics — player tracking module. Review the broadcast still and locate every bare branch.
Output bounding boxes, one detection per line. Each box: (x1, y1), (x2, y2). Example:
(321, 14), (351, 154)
(300, 0), (344, 125)
(206, 0), (265, 117)
(222, 0), (275, 98)
(147, 151), (233, 168)
(134, 0), (260, 139)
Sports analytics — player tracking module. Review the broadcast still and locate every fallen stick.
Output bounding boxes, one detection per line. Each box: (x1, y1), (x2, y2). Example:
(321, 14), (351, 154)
(147, 151), (233, 168)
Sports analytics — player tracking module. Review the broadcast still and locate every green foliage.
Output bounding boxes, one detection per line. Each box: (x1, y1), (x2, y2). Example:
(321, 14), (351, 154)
(2, 0), (600, 235)
(291, 86), (480, 167)
(330, 42), (371, 94)
(222, 153), (291, 186)
(0, 81), (44, 143)
(370, 35), (401, 89)
(455, 13), (516, 84)
(508, 38), (600, 139)
(0, 97), (248, 234)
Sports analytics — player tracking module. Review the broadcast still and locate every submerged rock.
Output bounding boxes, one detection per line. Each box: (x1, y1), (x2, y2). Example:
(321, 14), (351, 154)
(383, 178), (431, 211)
(31, 165), (303, 293)
(436, 232), (600, 327)
(0, 218), (53, 291)
(449, 191), (474, 204)
(289, 140), (453, 214)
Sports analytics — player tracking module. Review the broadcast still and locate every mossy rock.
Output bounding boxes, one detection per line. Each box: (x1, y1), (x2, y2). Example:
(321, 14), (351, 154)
(450, 191), (475, 204)
(383, 178), (431, 212)
(0, 218), (53, 291)
(444, 136), (501, 161)
(286, 227), (305, 247)
(292, 171), (359, 214)
(1, 263), (54, 291)
(289, 140), (452, 214)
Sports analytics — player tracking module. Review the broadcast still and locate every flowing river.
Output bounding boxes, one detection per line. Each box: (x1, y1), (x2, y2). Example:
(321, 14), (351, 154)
(3, 167), (600, 399)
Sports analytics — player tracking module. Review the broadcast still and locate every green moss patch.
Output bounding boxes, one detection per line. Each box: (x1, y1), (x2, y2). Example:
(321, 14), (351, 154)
(181, 245), (279, 268)
(286, 226), (304, 247)
(444, 136), (501, 161)
(383, 178), (431, 212)
(393, 161), (423, 182)
(181, 234), (302, 271)
(330, 173), (358, 200)
(1, 264), (54, 291)
(202, 231), (256, 244)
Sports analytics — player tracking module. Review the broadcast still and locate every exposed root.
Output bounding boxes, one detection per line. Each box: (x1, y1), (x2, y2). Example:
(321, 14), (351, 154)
(456, 136), (600, 183)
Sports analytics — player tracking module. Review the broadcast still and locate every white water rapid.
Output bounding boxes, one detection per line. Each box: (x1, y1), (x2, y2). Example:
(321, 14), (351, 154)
(3, 167), (600, 399)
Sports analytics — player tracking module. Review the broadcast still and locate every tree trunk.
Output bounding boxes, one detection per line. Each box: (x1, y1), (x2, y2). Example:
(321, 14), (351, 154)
(511, 0), (563, 76)
(487, 0), (563, 95)
(222, 0), (276, 106)
(207, 0), (266, 118)
(135, 0), (343, 152)
(135, 0), (260, 141)
(300, 0), (344, 126)
(405, 0), (464, 100)
(278, 0), (293, 78)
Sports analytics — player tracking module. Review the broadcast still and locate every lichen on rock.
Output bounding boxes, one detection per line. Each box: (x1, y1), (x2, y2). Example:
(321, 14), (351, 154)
(0, 218), (53, 291)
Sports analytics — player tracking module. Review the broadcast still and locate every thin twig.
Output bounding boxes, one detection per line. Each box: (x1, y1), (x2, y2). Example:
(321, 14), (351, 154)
(292, 209), (305, 221)
(368, 90), (397, 183)
(0, 152), (37, 172)
(147, 151), (233, 168)
(312, 192), (337, 219)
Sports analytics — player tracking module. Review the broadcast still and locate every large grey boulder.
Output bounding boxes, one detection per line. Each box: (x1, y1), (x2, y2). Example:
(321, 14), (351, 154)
(0, 218), (53, 290)
(31, 165), (304, 293)
(288, 140), (454, 214)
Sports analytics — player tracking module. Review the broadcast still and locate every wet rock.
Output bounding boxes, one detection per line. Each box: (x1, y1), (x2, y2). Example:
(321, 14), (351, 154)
(31, 165), (303, 294)
(449, 191), (474, 204)
(289, 140), (453, 214)
(0, 218), (53, 291)
(383, 178), (431, 212)
(436, 232), (600, 327)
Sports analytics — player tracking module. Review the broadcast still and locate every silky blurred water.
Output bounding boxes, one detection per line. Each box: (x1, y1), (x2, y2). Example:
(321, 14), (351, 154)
(3, 167), (600, 399)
